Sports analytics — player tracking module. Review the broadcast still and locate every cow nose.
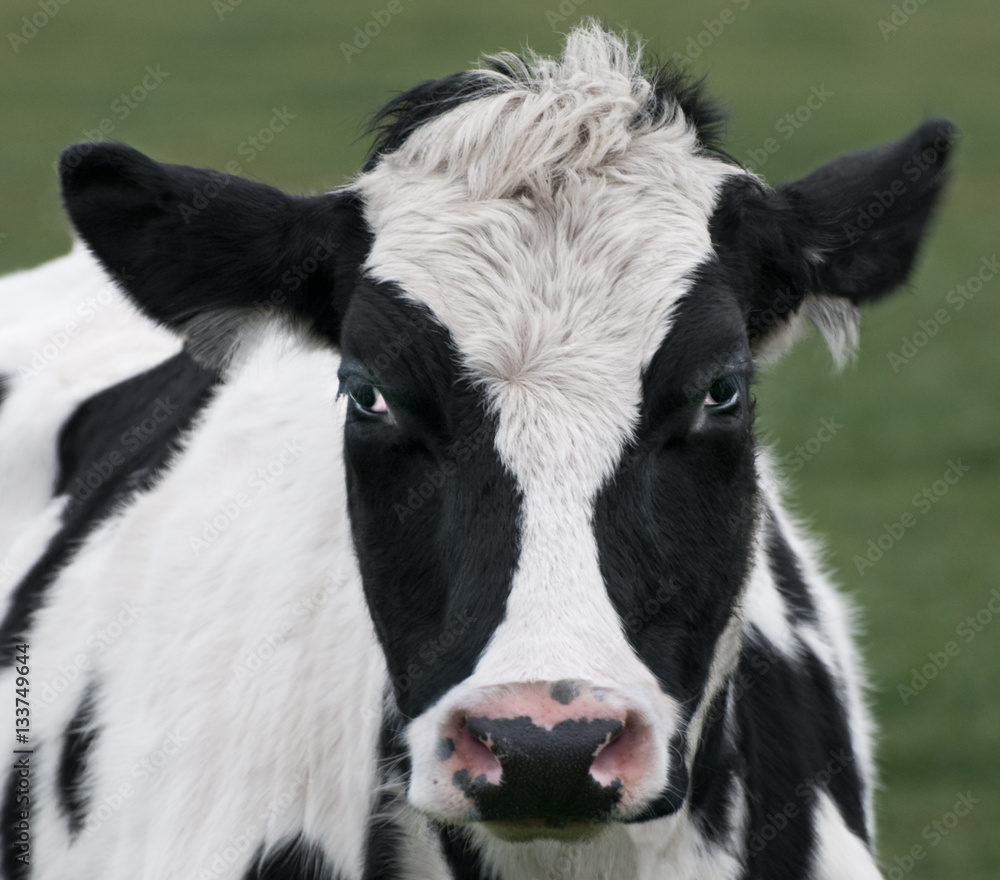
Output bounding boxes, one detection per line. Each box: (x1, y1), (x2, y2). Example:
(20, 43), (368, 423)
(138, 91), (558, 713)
(442, 682), (653, 827)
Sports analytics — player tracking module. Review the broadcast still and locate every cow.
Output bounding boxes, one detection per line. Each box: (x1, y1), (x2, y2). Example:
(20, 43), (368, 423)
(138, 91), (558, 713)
(0, 23), (953, 880)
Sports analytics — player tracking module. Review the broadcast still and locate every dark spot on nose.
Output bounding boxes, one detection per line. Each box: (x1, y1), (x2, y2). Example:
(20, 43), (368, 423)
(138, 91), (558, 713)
(550, 680), (579, 705)
(437, 737), (455, 761)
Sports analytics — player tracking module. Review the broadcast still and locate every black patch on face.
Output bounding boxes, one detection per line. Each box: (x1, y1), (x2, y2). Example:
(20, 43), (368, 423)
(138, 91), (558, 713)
(591, 232), (763, 827)
(339, 283), (522, 718)
(0, 375), (8, 410)
(438, 825), (491, 880)
(735, 630), (868, 878)
(58, 681), (99, 837)
(241, 833), (344, 880)
(594, 274), (758, 712)
(0, 350), (218, 667)
(437, 737), (456, 761)
(549, 680), (580, 706)
(764, 514), (818, 625)
(2, 746), (33, 880)
(456, 716), (623, 823)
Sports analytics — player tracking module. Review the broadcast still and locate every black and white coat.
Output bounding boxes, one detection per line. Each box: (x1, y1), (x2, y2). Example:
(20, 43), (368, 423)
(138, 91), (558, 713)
(0, 25), (952, 880)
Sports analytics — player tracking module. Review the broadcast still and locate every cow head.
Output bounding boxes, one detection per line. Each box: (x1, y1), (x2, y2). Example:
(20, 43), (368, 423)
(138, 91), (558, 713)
(60, 26), (951, 843)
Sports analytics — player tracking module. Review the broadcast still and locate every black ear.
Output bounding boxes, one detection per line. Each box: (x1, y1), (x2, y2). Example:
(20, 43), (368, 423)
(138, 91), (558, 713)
(60, 142), (368, 356)
(726, 119), (954, 358)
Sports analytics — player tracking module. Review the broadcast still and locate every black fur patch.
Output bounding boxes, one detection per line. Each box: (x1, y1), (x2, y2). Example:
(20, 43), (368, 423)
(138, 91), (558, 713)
(0, 375), (8, 410)
(687, 689), (738, 844)
(764, 516), (818, 625)
(242, 834), (344, 880)
(439, 825), (490, 880)
(58, 682), (99, 837)
(630, 729), (689, 822)
(362, 709), (408, 880)
(594, 277), (759, 713)
(0, 350), (218, 667)
(339, 283), (522, 718)
(735, 630), (868, 880)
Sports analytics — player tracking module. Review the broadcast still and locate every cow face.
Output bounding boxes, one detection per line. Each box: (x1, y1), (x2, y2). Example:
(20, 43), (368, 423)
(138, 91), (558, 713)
(60, 27), (951, 843)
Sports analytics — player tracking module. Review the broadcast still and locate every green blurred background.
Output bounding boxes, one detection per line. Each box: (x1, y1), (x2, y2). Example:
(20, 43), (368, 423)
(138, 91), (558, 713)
(1, 0), (997, 875)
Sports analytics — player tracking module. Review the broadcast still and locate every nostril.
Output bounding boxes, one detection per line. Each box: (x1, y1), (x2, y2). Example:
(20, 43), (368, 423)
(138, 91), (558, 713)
(455, 716), (503, 786)
(589, 712), (648, 789)
(465, 715), (496, 750)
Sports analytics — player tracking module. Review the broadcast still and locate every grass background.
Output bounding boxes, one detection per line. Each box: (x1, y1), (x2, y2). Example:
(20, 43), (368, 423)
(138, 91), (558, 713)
(1, 0), (997, 875)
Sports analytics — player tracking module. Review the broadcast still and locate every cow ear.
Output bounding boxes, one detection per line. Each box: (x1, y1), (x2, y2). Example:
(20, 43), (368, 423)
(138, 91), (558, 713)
(60, 142), (367, 362)
(736, 119), (954, 363)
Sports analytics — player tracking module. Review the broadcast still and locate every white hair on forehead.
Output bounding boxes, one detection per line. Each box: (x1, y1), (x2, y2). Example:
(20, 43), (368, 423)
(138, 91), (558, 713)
(374, 21), (716, 203)
(357, 26), (742, 732)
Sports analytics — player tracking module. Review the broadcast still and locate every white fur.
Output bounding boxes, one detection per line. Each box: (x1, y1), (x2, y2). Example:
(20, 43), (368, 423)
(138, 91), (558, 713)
(0, 244), (179, 560)
(0, 290), (386, 877)
(811, 792), (884, 880)
(756, 451), (878, 836)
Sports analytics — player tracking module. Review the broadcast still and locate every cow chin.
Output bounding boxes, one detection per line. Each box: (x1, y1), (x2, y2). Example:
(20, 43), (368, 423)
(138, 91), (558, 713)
(478, 819), (610, 844)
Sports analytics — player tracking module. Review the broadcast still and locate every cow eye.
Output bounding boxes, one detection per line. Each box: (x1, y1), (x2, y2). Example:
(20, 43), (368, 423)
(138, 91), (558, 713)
(704, 376), (741, 412)
(341, 376), (390, 417)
